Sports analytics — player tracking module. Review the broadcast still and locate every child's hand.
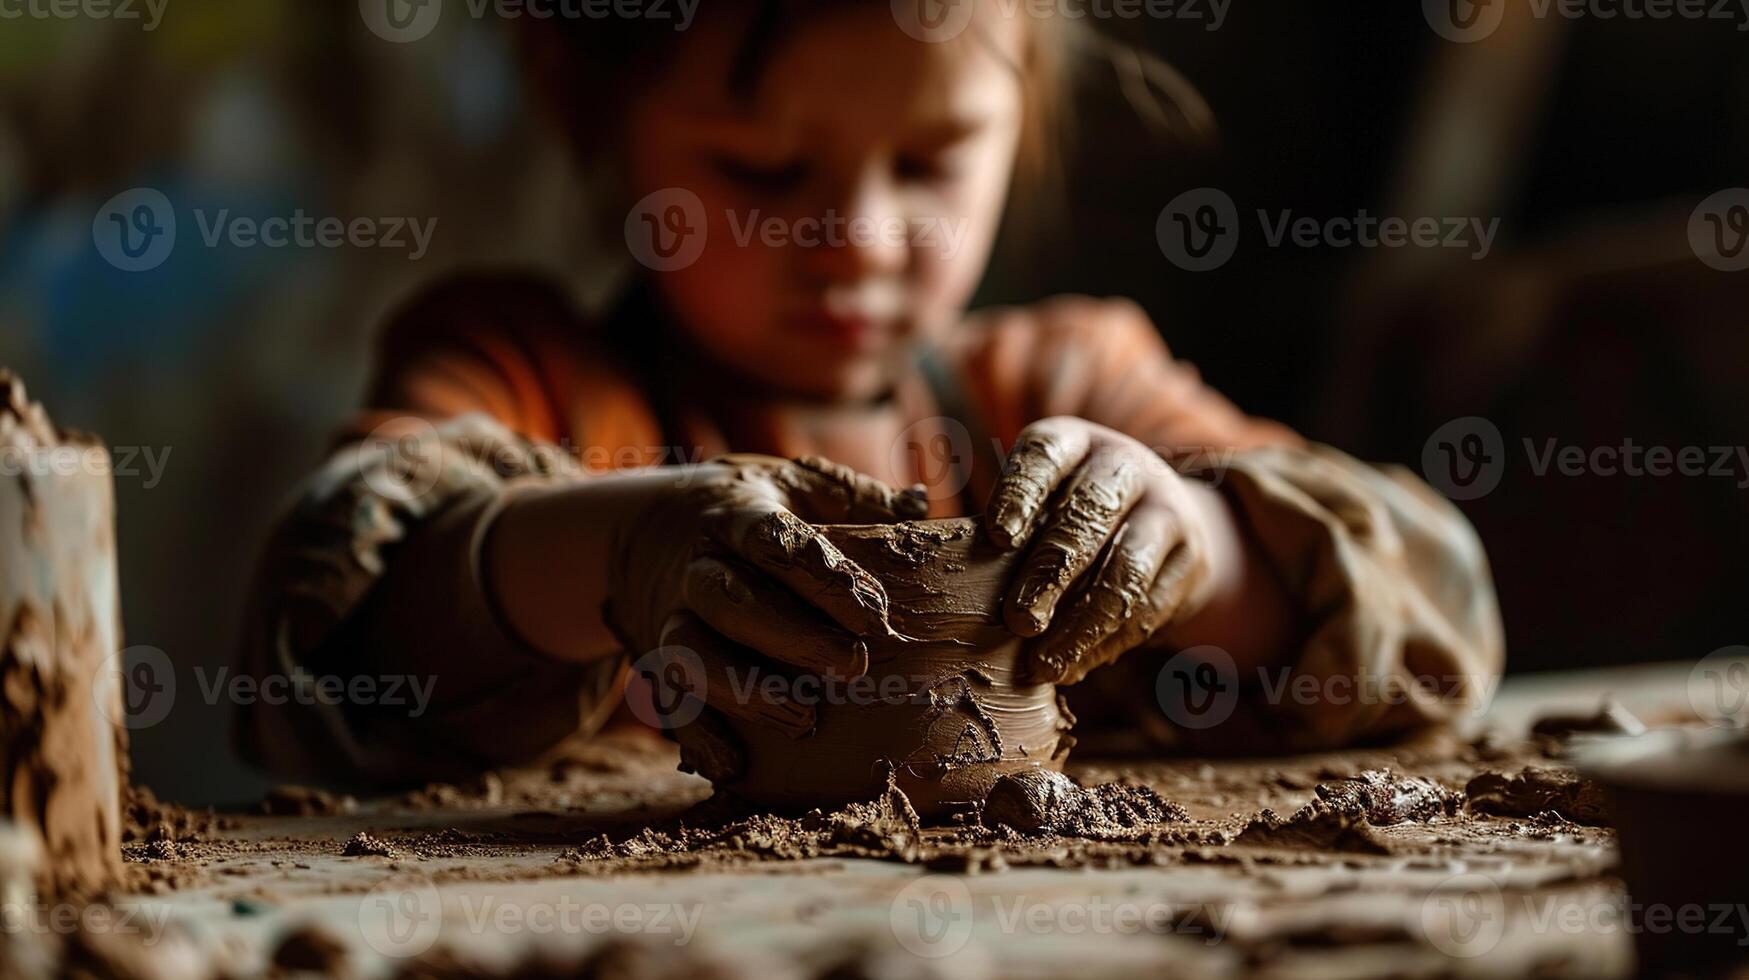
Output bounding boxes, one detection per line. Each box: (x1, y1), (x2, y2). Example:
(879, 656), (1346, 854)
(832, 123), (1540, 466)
(986, 417), (1213, 685)
(607, 454), (928, 739)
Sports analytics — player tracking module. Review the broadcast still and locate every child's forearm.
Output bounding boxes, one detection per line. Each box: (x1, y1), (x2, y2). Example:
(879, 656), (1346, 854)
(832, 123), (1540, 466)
(484, 466), (703, 663)
(1154, 481), (1296, 674)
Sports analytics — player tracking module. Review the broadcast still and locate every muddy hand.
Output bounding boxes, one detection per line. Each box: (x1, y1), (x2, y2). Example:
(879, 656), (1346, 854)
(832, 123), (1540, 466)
(611, 454), (927, 736)
(986, 418), (1212, 685)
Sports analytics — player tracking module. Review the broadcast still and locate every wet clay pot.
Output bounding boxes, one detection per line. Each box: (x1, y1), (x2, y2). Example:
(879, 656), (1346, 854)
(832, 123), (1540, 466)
(707, 518), (1071, 817)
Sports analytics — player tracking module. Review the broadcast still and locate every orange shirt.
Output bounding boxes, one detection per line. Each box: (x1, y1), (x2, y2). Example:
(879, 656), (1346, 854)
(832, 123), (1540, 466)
(360, 273), (1299, 513)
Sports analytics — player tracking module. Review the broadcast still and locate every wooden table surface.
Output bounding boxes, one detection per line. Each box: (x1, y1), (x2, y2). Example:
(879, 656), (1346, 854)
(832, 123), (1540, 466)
(79, 660), (1721, 979)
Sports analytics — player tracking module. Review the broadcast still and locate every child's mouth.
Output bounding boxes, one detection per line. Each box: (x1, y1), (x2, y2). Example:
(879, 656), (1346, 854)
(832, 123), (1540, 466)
(787, 308), (890, 353)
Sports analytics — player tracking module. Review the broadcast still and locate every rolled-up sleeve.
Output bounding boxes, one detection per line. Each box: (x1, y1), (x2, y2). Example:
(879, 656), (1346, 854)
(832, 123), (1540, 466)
(1193, 444), (1504, 748)
(234, 412), (623, 786)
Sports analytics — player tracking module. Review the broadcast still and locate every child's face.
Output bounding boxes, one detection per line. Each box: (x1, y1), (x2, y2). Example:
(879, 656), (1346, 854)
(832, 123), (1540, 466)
(624, 5), (1025, 401)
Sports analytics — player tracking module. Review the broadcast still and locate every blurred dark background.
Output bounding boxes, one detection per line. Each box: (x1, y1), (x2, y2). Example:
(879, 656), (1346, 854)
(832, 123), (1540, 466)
(3, 0), (1746, 803)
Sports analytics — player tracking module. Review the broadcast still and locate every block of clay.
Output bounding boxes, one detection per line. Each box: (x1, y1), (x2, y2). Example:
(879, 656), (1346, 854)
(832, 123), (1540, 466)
(0, 371), (126, 894)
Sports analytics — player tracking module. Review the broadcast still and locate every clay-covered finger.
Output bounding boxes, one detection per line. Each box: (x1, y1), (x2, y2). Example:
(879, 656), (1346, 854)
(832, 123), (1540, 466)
(1072, 542), (1207, 684)
(986, 419), (1093, 550)
(684, 556), (870, 678)
(1028, 507), (1176, 684)
(659, 612), (816, 736)
(673, 708), (745, 783)
(704, 506), (897, 638)
(1004, 446), (1148, 637)
(784, 455), (930, 523)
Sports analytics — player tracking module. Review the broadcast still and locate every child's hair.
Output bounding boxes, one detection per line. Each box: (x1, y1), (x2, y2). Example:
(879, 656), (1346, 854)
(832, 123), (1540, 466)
(514, 1), (1211, 204)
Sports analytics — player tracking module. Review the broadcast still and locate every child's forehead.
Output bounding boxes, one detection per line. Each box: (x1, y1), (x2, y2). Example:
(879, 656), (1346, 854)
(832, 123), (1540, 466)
(651, 3), (1026, 136)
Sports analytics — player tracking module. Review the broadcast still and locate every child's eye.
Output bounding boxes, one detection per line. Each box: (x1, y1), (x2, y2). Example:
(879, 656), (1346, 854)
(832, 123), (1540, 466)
(895, 153), (954, 183)
(711, 155), (808, 193)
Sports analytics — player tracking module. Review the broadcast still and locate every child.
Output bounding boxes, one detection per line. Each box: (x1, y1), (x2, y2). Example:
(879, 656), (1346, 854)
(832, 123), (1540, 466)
(237, 1), (1502, 785)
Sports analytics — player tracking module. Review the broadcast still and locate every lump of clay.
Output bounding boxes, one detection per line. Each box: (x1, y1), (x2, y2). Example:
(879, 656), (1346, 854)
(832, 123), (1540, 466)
(1312, 769), (1460, 825)
(692, 519), (1071, 818)
(1529, 698), (1646, 740)
(1466, 766), (1610, 826)
(983, 769), (1083, 833)
(982, 768), (1184, 839)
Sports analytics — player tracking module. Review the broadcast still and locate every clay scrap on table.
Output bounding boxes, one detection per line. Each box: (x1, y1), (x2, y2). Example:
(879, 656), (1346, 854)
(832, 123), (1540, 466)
(1235, 770), (1462, 855)
(1465, 766), (1611, 826)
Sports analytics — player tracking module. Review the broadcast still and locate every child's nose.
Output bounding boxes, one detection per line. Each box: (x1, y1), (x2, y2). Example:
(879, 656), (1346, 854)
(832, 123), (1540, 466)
(801, 172), (911, 283)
